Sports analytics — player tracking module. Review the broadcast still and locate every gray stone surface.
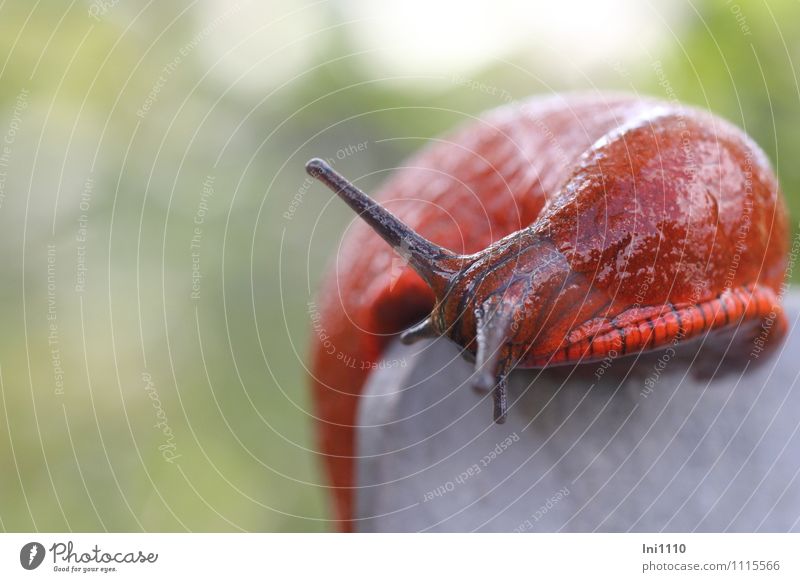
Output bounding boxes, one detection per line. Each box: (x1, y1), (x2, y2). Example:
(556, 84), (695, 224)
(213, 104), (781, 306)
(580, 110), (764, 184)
(355, 292), (800, 532)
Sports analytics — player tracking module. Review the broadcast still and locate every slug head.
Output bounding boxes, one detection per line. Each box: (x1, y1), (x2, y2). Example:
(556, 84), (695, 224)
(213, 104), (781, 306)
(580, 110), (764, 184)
(306, 158), (552, 423)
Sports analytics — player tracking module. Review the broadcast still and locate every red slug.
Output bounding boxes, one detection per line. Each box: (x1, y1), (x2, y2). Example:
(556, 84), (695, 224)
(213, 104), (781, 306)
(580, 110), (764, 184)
(306, 93), (789, 530)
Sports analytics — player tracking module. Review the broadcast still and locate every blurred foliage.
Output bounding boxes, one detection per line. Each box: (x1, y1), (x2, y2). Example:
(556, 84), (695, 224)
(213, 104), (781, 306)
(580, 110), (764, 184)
(0, 0), (797, 532)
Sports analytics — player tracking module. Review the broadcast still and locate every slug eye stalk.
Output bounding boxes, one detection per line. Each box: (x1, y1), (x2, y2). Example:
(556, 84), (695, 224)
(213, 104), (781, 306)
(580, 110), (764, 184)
(306, 158), (460, 295)
(306, 158), (515, 423)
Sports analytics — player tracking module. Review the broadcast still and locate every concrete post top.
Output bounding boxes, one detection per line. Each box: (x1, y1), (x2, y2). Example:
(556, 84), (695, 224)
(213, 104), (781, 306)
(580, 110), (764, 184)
(355, 292), (800, 532)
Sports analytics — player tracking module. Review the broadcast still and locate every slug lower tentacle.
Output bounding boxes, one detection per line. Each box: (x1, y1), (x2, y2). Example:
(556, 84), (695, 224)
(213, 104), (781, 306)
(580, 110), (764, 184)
(306, 94), (789, 529)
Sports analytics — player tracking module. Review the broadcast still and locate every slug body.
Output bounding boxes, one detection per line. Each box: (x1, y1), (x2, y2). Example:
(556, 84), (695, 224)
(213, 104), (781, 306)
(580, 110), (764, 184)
(307, 94), (788, 529)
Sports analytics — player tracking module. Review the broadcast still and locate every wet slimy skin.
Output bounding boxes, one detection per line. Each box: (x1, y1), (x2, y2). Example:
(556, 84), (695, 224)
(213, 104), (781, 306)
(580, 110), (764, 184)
(306, 94), (788, 529)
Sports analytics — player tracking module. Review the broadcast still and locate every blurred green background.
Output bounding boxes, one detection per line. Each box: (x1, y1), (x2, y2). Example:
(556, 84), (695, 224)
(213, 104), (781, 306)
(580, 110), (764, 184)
(0, 0), (798, 531)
